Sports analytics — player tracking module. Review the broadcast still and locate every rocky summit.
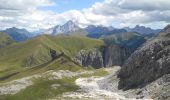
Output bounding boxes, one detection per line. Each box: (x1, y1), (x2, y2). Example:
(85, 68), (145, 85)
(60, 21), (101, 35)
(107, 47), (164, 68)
(46, 20), (80, 35)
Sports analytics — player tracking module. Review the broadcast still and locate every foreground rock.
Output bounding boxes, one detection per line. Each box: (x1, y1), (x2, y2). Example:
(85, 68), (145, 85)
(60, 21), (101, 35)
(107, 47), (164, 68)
(118, 25), (170, 99)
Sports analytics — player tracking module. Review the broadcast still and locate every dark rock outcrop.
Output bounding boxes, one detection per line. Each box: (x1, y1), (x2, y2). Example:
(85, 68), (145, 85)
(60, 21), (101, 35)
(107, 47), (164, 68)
(118, 25), (170, 90)
(50, 49), (58, 60)
(103, 45), (132, 67)
(73, 49), (104, 68)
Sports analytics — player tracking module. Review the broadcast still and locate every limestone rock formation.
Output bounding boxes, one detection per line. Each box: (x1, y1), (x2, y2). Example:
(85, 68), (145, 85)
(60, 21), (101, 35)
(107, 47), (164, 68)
(73, 49), (104, 68)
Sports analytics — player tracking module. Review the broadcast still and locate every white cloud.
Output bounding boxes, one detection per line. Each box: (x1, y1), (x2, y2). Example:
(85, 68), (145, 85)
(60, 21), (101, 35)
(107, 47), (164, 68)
(0, 0), (55, 31)
(84, 0), (170, 28)
(118, 0), (170, 11)
(0, 0), (54, 10)
(0, 0), (170, 31)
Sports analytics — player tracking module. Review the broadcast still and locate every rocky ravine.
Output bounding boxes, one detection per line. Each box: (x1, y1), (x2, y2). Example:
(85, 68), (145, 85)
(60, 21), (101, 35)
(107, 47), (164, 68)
(118, 25), (170, 100)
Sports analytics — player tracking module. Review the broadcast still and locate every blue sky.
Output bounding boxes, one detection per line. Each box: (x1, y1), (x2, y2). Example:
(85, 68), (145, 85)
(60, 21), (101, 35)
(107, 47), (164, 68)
(40, 0), (103, 13)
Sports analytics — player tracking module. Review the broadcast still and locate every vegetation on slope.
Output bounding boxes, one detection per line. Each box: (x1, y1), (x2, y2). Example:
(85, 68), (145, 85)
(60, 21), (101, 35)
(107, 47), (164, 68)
(0, 32), (15, 48)
(0, 35), (103, 80)
(0, 77), (78, 100)
(0, 56), (108, 100)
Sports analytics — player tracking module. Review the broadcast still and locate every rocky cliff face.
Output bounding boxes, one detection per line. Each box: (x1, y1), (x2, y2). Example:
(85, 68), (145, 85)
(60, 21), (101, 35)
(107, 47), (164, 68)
(118, 25), (170, 91)
(103, 45), (132, 67)
(73, 49), (104, 68)
(73, 45), (132, 68)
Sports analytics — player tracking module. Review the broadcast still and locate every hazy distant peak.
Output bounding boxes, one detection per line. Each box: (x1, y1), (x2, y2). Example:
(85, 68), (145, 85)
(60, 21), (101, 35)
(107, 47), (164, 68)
(45, 20), (80, 35)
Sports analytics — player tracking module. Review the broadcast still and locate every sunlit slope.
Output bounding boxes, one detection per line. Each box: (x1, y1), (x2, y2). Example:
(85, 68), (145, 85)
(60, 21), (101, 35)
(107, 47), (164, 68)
(0, 35), (104, 71)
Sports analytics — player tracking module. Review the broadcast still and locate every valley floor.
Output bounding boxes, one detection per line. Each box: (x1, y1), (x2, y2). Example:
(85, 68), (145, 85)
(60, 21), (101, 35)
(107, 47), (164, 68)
(0, 66), (154, 100)
(57, 67), (153, 100)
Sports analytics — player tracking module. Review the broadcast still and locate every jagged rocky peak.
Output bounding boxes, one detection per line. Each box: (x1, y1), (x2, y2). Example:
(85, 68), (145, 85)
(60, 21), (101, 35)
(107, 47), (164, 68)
(46, 20), (80, 35)
(118, 24), (170, 91)
(62, 20), (80, 33)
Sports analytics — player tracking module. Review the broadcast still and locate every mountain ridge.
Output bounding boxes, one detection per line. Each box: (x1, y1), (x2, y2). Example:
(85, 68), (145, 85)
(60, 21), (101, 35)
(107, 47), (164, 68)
(124, 25), (161, 35)
(2, 27), (33, 42)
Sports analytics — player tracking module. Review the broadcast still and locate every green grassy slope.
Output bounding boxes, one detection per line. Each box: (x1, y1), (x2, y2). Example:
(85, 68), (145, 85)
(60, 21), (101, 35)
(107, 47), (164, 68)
(0, 35), (103, 78)
(0, 56), (82, 83)
(0, 56), (108, 100)
(0, 32), (16, 48)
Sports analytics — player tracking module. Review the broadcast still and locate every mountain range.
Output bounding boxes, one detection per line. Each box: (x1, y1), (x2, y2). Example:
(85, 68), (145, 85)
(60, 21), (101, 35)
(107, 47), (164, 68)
(124, 25), (161, 35)
(0, 20), (169, 100)
(42, 20), (160, 38)
(0, 21), (161, 43)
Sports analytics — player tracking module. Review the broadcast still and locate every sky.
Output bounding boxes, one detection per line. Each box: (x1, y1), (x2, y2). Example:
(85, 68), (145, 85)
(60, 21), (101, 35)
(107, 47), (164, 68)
(0, 0), (170, 31)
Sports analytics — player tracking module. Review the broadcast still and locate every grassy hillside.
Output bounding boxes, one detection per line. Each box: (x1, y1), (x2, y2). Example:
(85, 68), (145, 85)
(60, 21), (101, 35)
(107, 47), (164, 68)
(0, 56), (82, 83)
(0, 32), (15, 48)
(0, 35), (103, 78)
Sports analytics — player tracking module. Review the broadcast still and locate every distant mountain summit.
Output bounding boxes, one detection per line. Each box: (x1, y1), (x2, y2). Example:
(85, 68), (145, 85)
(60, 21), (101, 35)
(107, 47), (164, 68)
(46, 20), (80, 35)
(125, 25), (161, 35)
(2, 27), (32, 42)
